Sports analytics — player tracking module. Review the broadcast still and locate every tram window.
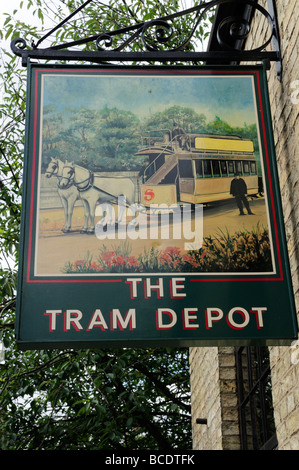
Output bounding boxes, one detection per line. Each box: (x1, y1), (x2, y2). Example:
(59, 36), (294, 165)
(195, 160), (203, 178)
(236, 161), (242, 175)
(203, 160), (212, 177)
(220, 161), (228, 177)
(179, 160), (193, 178)
(212, 160), (221, 177)
(243, 161), (250, 175)
(228, 161), (235, 176)
(250, 162), (257, 174)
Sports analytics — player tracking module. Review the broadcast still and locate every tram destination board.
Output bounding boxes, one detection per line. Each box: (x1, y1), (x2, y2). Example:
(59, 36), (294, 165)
(15, 64), (298, 349)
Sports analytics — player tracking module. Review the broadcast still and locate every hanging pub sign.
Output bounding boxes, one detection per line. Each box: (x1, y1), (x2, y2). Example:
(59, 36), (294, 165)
(15, 63), (298, 349)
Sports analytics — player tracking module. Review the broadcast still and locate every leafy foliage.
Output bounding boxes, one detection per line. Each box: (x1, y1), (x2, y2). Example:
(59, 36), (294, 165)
(0, 0), (216, 451)
(41, 103), (259, 171)
(0, 347), (191, 449)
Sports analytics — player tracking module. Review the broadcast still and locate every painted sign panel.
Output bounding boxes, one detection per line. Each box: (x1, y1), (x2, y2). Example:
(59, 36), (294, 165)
(15, 64), (298, 349)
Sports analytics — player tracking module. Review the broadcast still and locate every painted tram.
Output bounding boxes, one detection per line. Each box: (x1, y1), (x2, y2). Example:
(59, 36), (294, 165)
(136, 129), (260, 207)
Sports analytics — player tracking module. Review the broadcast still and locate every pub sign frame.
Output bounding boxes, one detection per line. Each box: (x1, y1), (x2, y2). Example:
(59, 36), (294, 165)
(15, 63), (298, 349)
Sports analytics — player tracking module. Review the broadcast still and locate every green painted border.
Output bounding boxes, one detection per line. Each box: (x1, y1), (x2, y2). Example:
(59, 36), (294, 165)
(15, 63), (298, 349)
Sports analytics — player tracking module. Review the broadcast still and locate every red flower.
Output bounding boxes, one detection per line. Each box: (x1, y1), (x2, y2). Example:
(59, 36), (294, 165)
(73, 260), (85, 270)
(127, 256), (139, 267)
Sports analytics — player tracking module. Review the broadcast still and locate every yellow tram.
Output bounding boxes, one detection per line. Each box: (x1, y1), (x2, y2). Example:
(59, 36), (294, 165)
(136, 130), (259, 206)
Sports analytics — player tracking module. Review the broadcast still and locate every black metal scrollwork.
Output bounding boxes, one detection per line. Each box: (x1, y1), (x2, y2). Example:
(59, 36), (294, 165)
(94, 20), (178, 54)
(88, 0), (274, 54)
(215, 1), (274, 53)
(11, 38), (27, 51)
(10, 0), (282, 79)
(141, 20), (175, 51)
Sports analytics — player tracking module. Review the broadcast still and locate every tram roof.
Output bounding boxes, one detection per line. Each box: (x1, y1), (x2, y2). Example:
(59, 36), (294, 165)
(194, 136), (254, 153)
(135, 133), (255, 157)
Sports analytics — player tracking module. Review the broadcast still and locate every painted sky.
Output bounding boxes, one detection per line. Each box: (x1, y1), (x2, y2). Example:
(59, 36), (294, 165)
(42, 71), (257, 127)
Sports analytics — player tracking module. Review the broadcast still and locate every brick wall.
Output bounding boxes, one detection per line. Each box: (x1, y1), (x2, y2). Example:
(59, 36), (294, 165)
(245, 0), (299, 450)
(189, 347), (222, 450)
(189, 346), (240, 450)
(189, 0), (299, 450)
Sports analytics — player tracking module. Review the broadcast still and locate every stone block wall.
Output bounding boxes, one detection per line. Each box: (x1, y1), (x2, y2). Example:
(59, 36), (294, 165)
(189, 347), (222, 450)
(245, 0), (299, 451)
(189, 347), (240, 450)
(190, 0), (299, 450)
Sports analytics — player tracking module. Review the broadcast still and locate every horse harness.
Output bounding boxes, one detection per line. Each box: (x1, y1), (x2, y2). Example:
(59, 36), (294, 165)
(60, 165), (129, 207)
(60, 165), (94, 192)
(45, 161), (59, 178)
(45, 160), (75, 190)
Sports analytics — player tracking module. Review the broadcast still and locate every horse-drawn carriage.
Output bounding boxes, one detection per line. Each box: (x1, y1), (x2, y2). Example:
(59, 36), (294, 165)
(45, 129), (259, 233)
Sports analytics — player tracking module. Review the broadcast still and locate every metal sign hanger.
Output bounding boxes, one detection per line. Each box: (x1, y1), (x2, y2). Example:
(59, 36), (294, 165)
(11, 0), (282, 79)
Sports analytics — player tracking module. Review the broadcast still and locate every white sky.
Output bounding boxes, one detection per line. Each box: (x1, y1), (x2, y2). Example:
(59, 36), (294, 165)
(0, 0), (46, 51)
(0, 0), (41, 28)
(0, 0), (23, 20)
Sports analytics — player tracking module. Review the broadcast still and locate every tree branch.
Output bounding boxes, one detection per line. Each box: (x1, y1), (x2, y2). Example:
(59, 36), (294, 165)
(0, 322), (15, 330)
(134, 361), (191, 413)
(0, 147), (20, 189)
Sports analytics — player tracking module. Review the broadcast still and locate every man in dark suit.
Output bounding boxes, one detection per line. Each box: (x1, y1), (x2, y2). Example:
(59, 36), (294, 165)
(230, 172), (254, 215)
(172, 122), (190, 150)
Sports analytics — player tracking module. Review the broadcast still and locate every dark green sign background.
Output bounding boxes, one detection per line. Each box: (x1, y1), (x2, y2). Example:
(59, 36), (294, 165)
(15, 64), (298, 349)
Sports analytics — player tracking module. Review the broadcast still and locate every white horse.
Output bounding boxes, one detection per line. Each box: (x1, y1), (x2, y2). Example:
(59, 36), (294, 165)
(59, 161), (136, 233)
(45, 157), (89, 233)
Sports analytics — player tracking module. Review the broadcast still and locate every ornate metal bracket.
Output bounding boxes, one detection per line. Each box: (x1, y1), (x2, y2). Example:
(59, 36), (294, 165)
(11, 0), (282, 79)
